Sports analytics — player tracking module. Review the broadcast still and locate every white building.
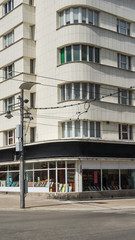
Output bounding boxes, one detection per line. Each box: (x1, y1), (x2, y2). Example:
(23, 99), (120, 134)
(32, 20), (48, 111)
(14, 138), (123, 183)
(0, 0), (135, 197)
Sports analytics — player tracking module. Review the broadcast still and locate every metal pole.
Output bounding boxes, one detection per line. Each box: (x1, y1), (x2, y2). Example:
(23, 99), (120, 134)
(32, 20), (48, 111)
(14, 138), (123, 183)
(20, 89), (25, 209)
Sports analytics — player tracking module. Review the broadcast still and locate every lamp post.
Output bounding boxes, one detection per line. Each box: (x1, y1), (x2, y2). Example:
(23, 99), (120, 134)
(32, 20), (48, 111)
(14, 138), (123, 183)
(5, 82), (36, 209)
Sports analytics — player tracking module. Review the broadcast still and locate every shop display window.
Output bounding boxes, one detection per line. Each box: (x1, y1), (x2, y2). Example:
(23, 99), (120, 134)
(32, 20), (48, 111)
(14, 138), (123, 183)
(0, 173), (7, 187)
(49, 170), (56, 192)
(83, 170), (101, 191)
(58, 170), (65, 192)
(121, 169), (135, 189)
(8, 172), (19, 187)
(34, 171), (48, 187)
(9, 164), (19, 171)
(67, 169), (75, 192)
(103, 170), (119, 190)
(57, 161), (65, 168)
(49, 162), (56, 168)
(34, 162), (48, 170)
(0, 165), (7, 171)
(26, 171), (33, 187)
(25, 163), (33, 170)
(67, 161), (75, 168)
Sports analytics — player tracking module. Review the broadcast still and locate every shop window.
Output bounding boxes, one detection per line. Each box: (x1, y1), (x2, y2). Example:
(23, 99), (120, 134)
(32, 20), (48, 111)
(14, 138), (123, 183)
(119, 124), (133, 140)
(67, 161), (75, 168)
(102, 170), (119, 190)
(57, 161), (65, 168)
(117, 54), (131, 70)
(34, 162), (48, 170)
(121, 170), (135, 189)
(49, 161), (56, 168)
(0, 165), (7, 171)
(4, 64), (14, 80)
(34, 170), (48, 187)
(9, 164), (19, 171)
(26, 171), (33, 187)
(25, 163), (33, 170)
(67, 169), (75, 192)
(0, 173), (7, 187)
(58, 170), (66, 192)
(4, 96), (15, 112)
(83, 170), (101, 191)
(49, 170), (56, 192)
(118, 88), (132, 105)
(4, 31), (14, 47)
(8, 172), (19, 187)
(4, 0), (14, 15)
(117, 19), (130, 36)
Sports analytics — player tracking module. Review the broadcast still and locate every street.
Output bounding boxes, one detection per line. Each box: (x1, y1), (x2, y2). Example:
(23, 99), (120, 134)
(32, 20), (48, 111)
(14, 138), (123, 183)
(0, 209), (135, 240)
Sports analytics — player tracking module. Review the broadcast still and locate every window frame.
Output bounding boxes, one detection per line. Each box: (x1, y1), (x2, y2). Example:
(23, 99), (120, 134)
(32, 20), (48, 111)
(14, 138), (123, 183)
(117, 19), (130, 36)
(4, 31), (14, 48)
(5, 129), (15, 146)
(4, 63), (14, 80)
(4, 0), (14, 15)
(119, 124), (133, 141)
(118, 54), (131, 70)
(4, 96), (15, 112)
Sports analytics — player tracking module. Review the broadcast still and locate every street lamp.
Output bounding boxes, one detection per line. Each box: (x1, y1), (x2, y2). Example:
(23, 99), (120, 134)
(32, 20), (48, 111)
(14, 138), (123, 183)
(5, 82), (36, 209)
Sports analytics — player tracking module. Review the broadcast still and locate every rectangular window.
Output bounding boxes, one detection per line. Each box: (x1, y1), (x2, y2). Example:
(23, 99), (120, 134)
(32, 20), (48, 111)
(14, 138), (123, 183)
(119, 124), (132, 140)
(82, 8), (86, 23)
(89, 83), (94, 99)
(29, 0), (34, 5)
(60, 12), (64, 27)
(30, 59), (35, 74)
(61, 85), (65, 101)
(96, 122), (100, 138)
(73, 8), (78, 23)
(118, 54), (131, 70)
(90, 122), (94, 137)
(83, 121), (88, 137)
(66, 83), (72, 100)
(6, 129), (15, 145)
(95, 85), (100, 100)
(30, 25), (35, 40)
(5, 96), (14, 112)
(89, 83), (100, 100)
(74, 83), (80, 99)
(4, 0), (14, 15)
(61, 48), (65, 64)
(62, 122), (65, 138)
(66, 46), (72, 62)
(73, 45), (80, 61)
(66, 9), (70, 24)
(89, 47), (93, 62)
(90, 122), (100, 138)
(95, 48), (99, 63)
(88, 9), (93, 24)
(82, 83), (87, 99)
(94, 11), (99, 26)
(4, 64), (14, 80)
(117, 19), (130, 36)
(75, 121), (80, 137)
(4, 31), (14, 47)
(67, 122), (72, 138)
(82, 45), (87, 61)
(30, 127), (35, 143)
(30, 93), (35, 108)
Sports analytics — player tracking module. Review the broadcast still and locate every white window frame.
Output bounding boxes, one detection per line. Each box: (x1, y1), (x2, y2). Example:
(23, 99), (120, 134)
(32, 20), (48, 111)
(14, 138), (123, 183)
(117, 19), (130, 36)
(118, 89), (132, 105)
(4, 31), (14, 48)
(4, 0), (14, 15)
(119, 124), (132, 141)
(4, 63), (14, 80)
(118, 54), (131, 70)
(4, 96), (15, 112)
(5, 129), (15, 145)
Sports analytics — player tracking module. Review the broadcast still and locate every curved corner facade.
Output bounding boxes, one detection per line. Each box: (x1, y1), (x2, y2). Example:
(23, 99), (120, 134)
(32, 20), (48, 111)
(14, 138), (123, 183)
(0, 0), (135, 196)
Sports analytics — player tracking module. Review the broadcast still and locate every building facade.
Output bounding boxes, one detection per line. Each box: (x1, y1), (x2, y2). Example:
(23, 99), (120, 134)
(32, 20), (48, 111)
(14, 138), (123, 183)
(0, 0), (135, 196)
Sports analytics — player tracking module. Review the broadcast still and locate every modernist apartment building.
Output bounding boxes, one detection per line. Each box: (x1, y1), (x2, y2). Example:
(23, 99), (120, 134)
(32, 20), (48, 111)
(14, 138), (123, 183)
(0, 0), (135, 196)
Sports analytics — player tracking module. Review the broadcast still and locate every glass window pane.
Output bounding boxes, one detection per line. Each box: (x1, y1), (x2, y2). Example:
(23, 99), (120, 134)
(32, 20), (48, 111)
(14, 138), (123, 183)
(49, 162), (56, 168)
(25, 163), (33, 170)
(0, 173), (7, 187)
(62, 122), (65, 138)
(26, 171), (33, 187)
(58, 170), (65, 192)
(75, 121), (80, 137)
(129, 91), (132, 105)
(74, 83), (80, 99)
(60, 12), (64, 27)
(61, 85), (65, 101)
(103, 170), (119, 190)
(95, 85), (100, 100)
(82, 45), (87, 61)
(8, 172), (19, 187)
(83, 170), (101, 191)
(83, 121), (88, 137)
(9, 164), (19, 171)
(49, 170), (56, 192)
(121, 170), (135, 189)
(90, 122), (94, 137)
(67, 122), (72, 137)
(67, 169), (75, 192)
(95, 48), (99, 63)
(89, 83), (94, 99)
(88, 9), (93, 24)
(66, 83), (72, 100)
(89, 47), (93, 61)
(120, 20), (126, 34)
(94, 12), (99, 26)
(61, 48), (65, 64)
(0, 165), (7, 171)
(67, 161), (75, 168)
(73, 45), (80, 61)
(73, 8), (78, 23)
(66, 9), (70, 24)
(57, 161), (65, 168)
(34, 162), (48, 169)
(82, 83), (87, 99)
(96, 122), (100, 138)
(66, 46), (71, 62)
(34, 171), (48, 187)
(82, 8), (86, 23)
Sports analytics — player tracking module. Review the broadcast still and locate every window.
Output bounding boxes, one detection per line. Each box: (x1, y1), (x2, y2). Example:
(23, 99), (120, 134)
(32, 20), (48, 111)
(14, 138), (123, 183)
(59, 7), (99, 27)
(61, 121), (101, 138)
(4, 31), (14, 47)
(5, 130), (15, 145)
(30, 25), (35, 40)
(117, 19), (130, 36)
(119, 124), (132, 140)
(30, 93), (35, 108)
(30, 59), (35, 74)
(60, 45), (99, 64)
(118, 89), (132, 105)
(60, 82), (100, 102)
(30, 127), (35, 143)
(4, 0), (14, 15)
(5, 96), (15, 112)
(29, 0), (34, 5)
(118, 54), (131, 70)
(73, 8), (78, 23)
(4, 64), (14, 80)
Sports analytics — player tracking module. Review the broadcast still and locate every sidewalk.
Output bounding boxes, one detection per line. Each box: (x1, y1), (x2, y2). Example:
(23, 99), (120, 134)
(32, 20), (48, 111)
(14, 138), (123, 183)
(0, 193), (135, 212)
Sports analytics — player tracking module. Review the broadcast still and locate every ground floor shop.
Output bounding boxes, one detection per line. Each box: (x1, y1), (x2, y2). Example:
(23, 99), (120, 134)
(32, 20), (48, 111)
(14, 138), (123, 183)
(0, 158), (135, 193)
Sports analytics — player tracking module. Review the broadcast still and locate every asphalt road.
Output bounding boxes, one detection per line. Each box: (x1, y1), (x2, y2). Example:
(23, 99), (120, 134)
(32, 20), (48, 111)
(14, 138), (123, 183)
(0, 210), (135, 240)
